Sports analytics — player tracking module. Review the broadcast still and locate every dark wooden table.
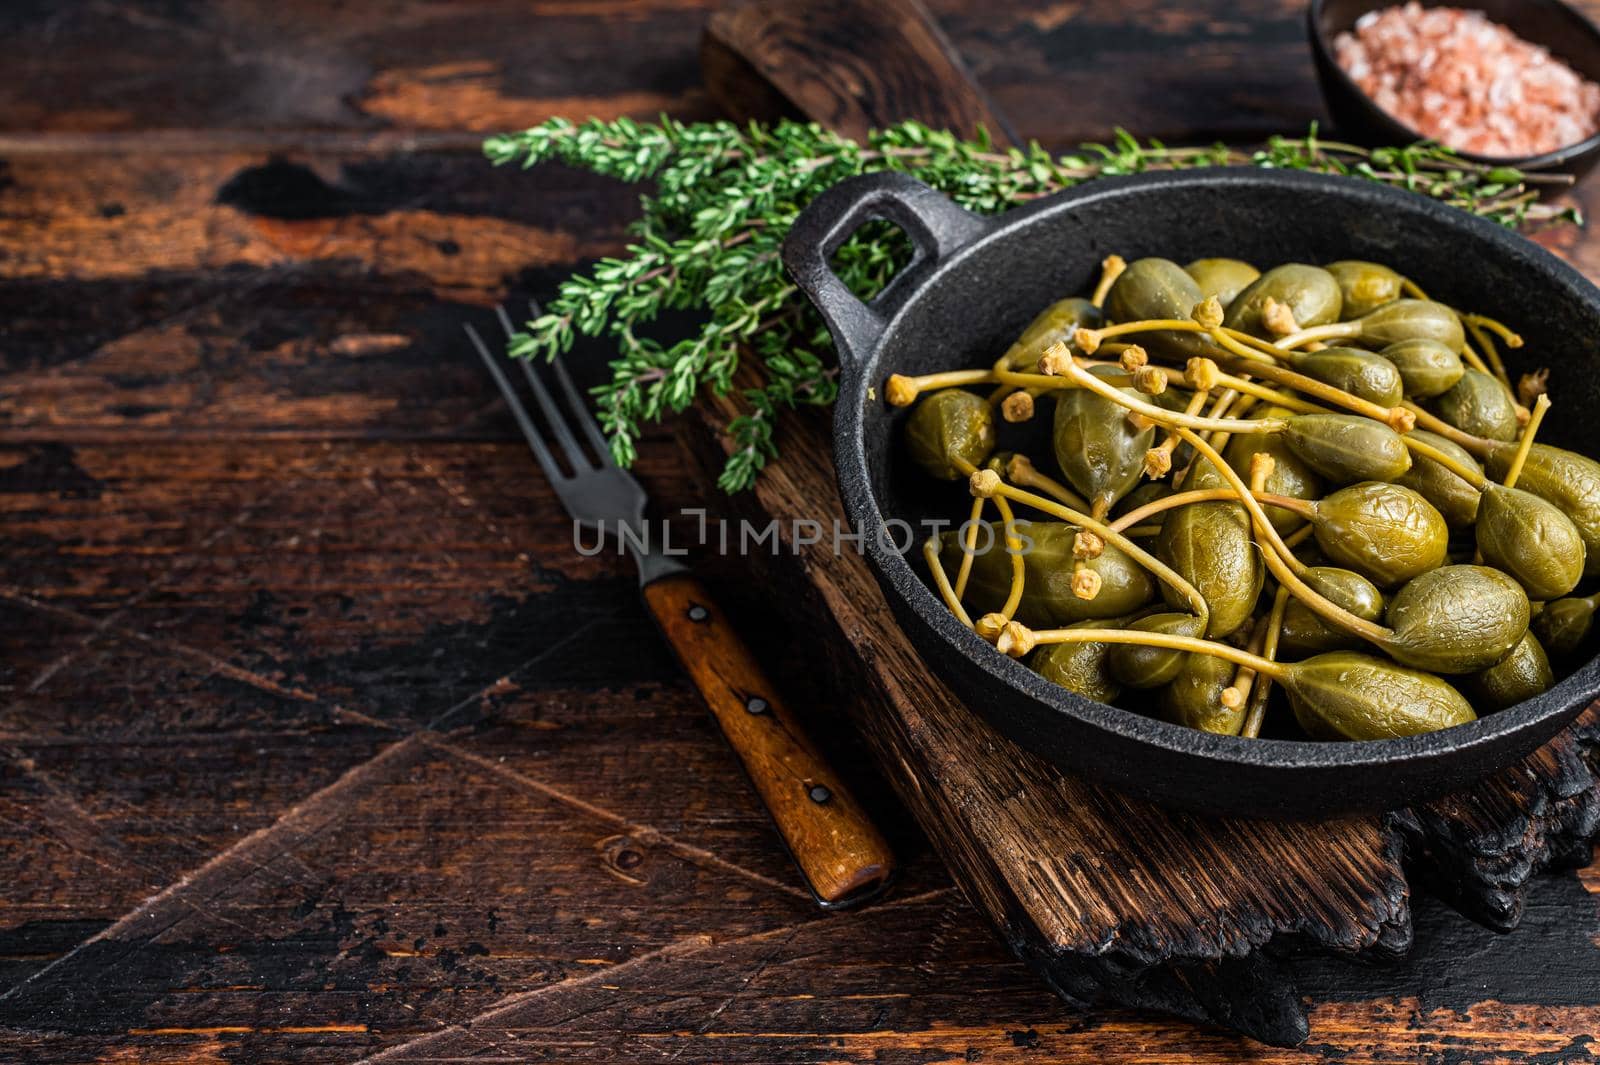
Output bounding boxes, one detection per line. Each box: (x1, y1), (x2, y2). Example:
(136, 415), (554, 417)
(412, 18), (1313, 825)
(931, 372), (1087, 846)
(2, 2), (1598, 1061)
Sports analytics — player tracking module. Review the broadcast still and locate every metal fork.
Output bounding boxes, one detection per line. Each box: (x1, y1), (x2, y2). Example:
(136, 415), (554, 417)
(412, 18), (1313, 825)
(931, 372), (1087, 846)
(467, 304), (894, 909)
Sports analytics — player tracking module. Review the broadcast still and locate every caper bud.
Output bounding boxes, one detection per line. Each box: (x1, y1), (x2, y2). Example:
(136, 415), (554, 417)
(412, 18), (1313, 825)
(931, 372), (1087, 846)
(1155, 500), (1263, 638)
(1395, 430), (1482, 527)
(1283, 652), (1476, 739)
(1470, 631), (1553, 712)
(905, 389), (996, 480)
(1325, 260), (1407, 319)
(1031, 620), (1123, 702)
(1224, 264), (1343, 338)
(1107, 612), (1206, 688)
(1160, 653), (1245, 735)
(1282, 414), (1412, 485)
(1433, 369), (1519, 442)
(1383, 565), (1530, 673)
(1184, 258), (1260, 308)
(1379, 338), (1464, 399)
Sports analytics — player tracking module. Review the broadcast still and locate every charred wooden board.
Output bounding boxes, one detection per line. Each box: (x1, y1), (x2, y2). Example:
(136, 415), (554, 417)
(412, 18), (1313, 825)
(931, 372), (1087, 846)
(679, 384), (1600, 1045)
(691, 0), (1600, 1045)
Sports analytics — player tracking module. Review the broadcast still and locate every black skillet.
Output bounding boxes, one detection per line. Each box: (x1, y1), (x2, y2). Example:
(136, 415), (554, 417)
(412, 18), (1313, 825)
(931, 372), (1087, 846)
(782, 167), (1600, 818)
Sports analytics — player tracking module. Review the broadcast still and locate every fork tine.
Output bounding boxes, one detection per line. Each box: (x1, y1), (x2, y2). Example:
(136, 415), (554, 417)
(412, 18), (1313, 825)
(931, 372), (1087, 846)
(517, 359), (592, 473)
(531, 301), (615, 465)
(488, 302), (595, 472)
(464, 323), (566, 484)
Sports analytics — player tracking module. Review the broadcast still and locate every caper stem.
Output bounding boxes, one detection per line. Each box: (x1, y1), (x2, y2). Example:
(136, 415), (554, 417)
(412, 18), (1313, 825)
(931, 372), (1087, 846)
(953, 495), (986, 598)
(1225, 613), (1273, 716)
(1027, 627), (1290, 681)
(1271, 321), (1357, 350)
(991, 495), (1027, 620)
(1044, 344), (1289, 434)
(1462, 317), (1510, 389)
(1501, 394), (1552, 490)
(1206, 324), (1290, 366)
(1401, 278), (1430, 300)
(1147, 389), (1211, 472)
(923, 538), (974, 628)
(1463, 312), (1524, 349)
(1174, 427), (1393, 645)
(1207, 338), (1406, 424)
(1107, 487), (1316, 533)
(980, 477), (1211, 625)
(1402, 435), (1489, 489)
(1242, 587), (1290, 739)
(1401, 402), (1494, 457)
(885, 369), (996, 405)
(1455, 322), (1497, 379)
(1283, 523), (1315, 550)
(1005, 455), (1091, 511)
(1091, 254), (1126, 308)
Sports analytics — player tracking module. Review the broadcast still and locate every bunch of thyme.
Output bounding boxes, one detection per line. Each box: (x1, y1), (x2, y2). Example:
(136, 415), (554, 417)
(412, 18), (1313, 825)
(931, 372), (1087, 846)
(485, 117), (1578, 491)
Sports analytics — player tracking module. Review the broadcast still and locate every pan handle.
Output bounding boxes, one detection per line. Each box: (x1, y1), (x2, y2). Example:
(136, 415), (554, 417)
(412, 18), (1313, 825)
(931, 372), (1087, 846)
(782, 172), (990, 371)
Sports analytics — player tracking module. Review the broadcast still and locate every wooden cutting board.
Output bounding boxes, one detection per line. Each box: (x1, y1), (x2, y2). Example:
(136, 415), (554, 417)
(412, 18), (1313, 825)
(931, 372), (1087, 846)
(687, 0), (1600, 1045)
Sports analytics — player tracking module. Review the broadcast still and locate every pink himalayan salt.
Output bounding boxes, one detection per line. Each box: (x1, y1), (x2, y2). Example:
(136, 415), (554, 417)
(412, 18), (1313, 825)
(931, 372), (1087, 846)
(1334, 2), (1600, 157)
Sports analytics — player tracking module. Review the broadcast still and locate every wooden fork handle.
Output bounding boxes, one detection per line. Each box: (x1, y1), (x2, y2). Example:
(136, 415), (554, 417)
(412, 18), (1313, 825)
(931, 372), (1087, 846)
(642, 571), (894, 906)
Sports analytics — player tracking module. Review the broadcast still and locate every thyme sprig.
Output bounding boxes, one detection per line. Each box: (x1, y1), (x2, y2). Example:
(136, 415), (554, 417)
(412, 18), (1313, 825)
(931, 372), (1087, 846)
(485, 117), (1579, 491)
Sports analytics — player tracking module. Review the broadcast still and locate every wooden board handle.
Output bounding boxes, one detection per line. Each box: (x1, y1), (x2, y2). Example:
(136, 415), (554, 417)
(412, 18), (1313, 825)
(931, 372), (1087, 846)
(642, 571), (894, 905)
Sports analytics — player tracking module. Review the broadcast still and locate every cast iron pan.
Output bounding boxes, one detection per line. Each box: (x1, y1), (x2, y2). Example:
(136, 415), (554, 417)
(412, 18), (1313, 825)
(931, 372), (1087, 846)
(782, 167), (1600, 819)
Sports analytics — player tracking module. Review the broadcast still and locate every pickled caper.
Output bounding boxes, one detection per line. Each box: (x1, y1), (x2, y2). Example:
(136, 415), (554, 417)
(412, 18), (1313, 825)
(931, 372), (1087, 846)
(1224, 263), (1343, 338)
(1289, 346), (1403, 406)
(905, 389), (996, 479)
(1395, 429), (1482, 526)
(1307, 481), (1447, 588)
(1278, 566), (1386, 657)
(1470, 631), (1553, 711)
(1379, 338), (1464, 399)
(1053, 365), (1155, 515)
(1031, 619), (1123, 702)
(1280, 414), (1412, 484)
(1325, 260), (1408, 319)
(1532, 592), (1599, 658)
(1105, 257), (1218, 360)
(1433, 369), (1520, 442)
(1382, 565), (1529, 673)
(1283, 651), (1476, 739)
(1484, 443), (1600, 577)
(1155, 499), (1263, 638)
(1003, 297), (1102, 372)
(1107, 612), (1205, 688)
(1160, 653), (1244, 735)
(943, 522), (1154, 627)
(1224, 426), (1322, 534)
(1185, 258), (1260, 308)
(1475, 485), (1585, 601)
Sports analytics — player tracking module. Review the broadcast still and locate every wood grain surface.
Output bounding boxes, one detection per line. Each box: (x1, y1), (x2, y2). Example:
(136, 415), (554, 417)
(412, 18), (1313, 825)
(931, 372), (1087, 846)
(1, 1), (1598, 1062)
